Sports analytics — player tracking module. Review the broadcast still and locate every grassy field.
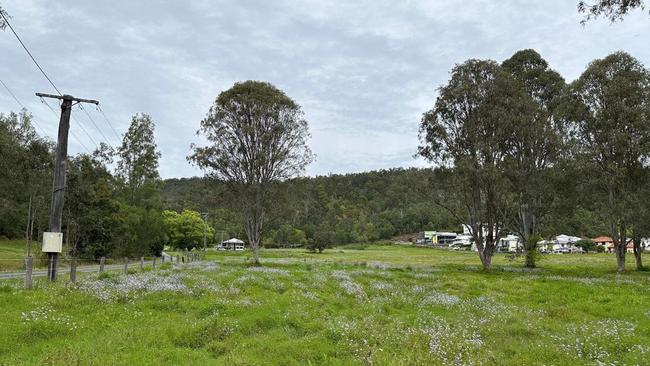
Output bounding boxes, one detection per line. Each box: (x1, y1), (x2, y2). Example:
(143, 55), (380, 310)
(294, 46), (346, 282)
(0, 245), (648, 365)
(0, 239), (43, 272)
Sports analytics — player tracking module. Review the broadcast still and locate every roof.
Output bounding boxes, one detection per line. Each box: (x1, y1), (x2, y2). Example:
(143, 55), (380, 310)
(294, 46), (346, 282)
(555, 235), (582, 244)
(592, 236), (613, 242)
(222, 238), (244, 244)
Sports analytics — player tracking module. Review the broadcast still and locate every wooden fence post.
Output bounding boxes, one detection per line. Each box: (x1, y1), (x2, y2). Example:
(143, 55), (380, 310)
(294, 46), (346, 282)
(24, 256), (33, 289)
(153, 257), (157, 269)
(123, 257), (128, 274)
(161, 255), (165, 264)
(70, 256), (77, 283)
(99, 256), (105, 273)
(177, 255), (180, 263)
(140, 256), (144, 270)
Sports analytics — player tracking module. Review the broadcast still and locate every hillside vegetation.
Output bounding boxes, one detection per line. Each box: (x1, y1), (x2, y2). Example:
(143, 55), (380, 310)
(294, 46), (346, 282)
(162, 169), (608, 247)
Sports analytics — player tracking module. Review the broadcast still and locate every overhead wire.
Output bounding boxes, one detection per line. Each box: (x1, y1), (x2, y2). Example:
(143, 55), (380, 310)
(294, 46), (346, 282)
(40, 97), (92, 154)
(68, 106), (99, 147)
(0, 76), (50, 138)
(1, 10), (120, 148)
(0, 11), (62, 96)
(96, 105), (122, 141)
(78, 103), (113, 146)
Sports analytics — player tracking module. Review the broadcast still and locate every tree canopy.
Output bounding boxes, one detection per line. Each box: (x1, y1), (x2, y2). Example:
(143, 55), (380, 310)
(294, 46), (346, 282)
(189, 80), (314, 263)
(578, 0), (647, 23)
(564, 51), (650, 271)
(418, 59), (536, 269)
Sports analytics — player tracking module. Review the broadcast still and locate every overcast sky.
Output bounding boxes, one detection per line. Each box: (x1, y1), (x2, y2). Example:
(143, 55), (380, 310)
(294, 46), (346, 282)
(1, 0), (648, 178)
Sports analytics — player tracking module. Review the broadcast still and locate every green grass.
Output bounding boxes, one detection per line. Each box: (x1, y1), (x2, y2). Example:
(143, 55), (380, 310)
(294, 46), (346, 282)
(0, 245), (648, 365)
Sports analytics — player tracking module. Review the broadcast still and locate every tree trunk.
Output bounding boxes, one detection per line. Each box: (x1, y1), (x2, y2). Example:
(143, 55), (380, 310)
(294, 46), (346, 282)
(525, 249), (535, 268)
(479, 250), (492, 270)
(244, 195), (264, 265)
(476, 237), (494, 270)
(615, 242), (626, 272)
(252, 239), (260, 264)
(519, 203), (538, 268)
(245, 217), (261, 265)
(633, 239), (644, 271)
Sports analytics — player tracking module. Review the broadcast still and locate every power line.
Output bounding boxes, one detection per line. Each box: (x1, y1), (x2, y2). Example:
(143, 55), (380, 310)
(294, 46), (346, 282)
(1, 9), (119, 151)
(68, 106), (98, 147)
(0, 11), (61, 96)
(78, 103), (113, 146)
(40, 97), (92, 154)
(96, 105), (122, 141)
(0, 77), (50, 138)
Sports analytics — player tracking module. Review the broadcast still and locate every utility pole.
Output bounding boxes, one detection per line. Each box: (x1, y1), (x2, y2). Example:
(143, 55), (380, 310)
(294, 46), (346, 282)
(36, 93), (99, 281)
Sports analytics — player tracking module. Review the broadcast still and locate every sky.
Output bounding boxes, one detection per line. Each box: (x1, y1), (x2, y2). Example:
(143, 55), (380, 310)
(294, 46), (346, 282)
(0, 0), (649, 179)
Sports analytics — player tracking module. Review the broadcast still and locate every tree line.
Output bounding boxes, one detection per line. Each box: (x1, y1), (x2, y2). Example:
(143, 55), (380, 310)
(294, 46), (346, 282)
(1, 112), (169, 259)
(165, 50), (649, 274)
(3, 50), (647, 274)
(418, 50), (650, 272)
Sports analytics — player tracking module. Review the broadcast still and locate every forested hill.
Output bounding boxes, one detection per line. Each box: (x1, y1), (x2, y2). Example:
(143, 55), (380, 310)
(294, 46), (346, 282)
(161, 168), (461, 246)
(161, 167), (608, 247)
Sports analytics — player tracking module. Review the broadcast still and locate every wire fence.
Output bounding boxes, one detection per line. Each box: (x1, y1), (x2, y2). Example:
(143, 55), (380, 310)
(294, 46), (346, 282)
(0, 251), (208, 290)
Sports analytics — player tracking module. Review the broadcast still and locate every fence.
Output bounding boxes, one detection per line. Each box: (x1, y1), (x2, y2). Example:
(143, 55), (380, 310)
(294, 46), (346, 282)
(0, 250), (206, 289)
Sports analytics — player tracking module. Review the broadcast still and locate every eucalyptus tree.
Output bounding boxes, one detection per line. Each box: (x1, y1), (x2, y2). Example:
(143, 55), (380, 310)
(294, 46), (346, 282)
(117, 113), (161, 207)
(501, 49), (566, 268)
(189, 81), (313, 264)
(418, 60), (534, 269)
(565, 52), (650, 272)
(578, 0), (647, 23)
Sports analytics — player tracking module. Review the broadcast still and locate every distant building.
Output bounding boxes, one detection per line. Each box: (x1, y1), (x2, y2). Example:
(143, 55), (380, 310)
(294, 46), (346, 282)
(592, 236), (643, 253)
(216, 238), (245, 251)
(497, 234), (521, 253)
(538, 235), (583, 253)
(417, 231), (457, 246)
(592, 236), (614, 252)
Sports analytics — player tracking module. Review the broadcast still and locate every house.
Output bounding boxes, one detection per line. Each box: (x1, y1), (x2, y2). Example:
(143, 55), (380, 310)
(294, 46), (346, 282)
(216, 238), (245, 251)
(592, 236), (614, 252)
(497, 234), (521, 253)
(538, 235), (583, 253)
(593, 236), (640, 253)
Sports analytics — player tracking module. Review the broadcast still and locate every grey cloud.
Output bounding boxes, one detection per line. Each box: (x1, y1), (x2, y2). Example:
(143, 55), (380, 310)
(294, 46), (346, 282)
(0, 0), (648, 178)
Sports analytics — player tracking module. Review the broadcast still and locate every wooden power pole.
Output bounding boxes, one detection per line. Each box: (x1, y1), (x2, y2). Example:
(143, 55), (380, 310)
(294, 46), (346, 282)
(36, 93), (99, 281)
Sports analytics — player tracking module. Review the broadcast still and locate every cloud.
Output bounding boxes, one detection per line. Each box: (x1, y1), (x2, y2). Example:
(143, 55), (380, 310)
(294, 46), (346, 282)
(0, 0), (648, 178)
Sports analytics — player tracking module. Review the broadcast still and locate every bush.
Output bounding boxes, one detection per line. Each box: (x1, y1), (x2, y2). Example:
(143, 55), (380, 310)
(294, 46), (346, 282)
(97, 271), (117, 280)
(307, 239), (326, 253)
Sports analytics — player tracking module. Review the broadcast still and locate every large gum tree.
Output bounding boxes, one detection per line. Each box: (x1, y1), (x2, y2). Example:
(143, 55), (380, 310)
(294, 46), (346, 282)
(565, 52), (650, 272)
(418, 60), (535, 270)
(189, 81), (313, 264)
(501, 49), (566, 268)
